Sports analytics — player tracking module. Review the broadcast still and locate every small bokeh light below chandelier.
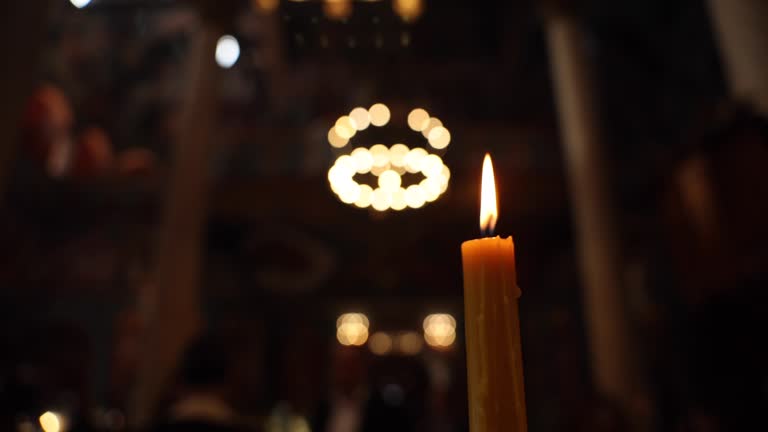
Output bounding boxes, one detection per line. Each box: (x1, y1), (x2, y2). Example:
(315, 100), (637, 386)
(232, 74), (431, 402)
(324, 0), (353, 21)
(392, 0), (424, 22)
(336, 312), (370, 346)
(327, 103), (451, 212)
(423, 313), (457, 349)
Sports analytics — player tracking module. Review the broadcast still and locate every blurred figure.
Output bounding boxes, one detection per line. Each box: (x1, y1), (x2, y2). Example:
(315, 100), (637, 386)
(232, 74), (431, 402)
(312, 346), (413, 432)
(151, 333), (259, 432)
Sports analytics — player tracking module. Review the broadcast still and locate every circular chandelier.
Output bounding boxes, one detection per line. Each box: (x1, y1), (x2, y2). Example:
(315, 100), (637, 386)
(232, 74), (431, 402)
(327, 103), (452, 211)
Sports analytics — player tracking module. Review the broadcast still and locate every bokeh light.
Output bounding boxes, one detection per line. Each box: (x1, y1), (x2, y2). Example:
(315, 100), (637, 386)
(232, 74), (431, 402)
(371, 188), (391, 211)
(354, 184), (374, 208)
(334, 116), (357, 139)
(393, 0), (424, 22)
(351, 147), (373, 173)
(215, 35), (240, 69)
(368, 103), (391, 127)
(423, 314), (457, 348)
(421, 154), (444, 178)
(349, 107), (371, 131)
(326, 104), (451, 211)
(390, 188), (408, 211)
(369, 332), (394, 355)
(324, 0), (353, 21)
(389, 144), (410, 167)
(336, 313), (370, 346)
(405, 184), (426, 209)
(378, 170), (401, 192)
(328, 128), (348, 148)
(370, 144), (390, 168)
(428, 126), (451, 149)
(39, 412), (62, 432)
(397, 331), (424, 355)
(407, 108), (430, 131)
(420, 178), (442, 202)
(403, 147), (427, 173)
(421, 117), (443, 139)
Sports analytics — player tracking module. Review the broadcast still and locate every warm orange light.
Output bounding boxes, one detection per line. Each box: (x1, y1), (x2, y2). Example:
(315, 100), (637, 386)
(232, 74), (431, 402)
(480, 154), (498, 235)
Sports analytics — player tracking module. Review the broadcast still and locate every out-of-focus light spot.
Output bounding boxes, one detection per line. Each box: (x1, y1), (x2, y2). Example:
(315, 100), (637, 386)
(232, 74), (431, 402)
(428, 126), (451, 149)
(404, 147), (427, 173)
(215, 35), (240, 69)
(390, 187), (407, 211)
(421, 154), (444, 178)
(439, 165), (451, 192)
(325, 104), (450, 211)
(405, 185), (426, 209)
(420, 178), (442, 202)
(354, 184), (373, 208)
(39, 412), (62, 432)
(336, 313), (370, 346)
(253, 0), (279, 13)
(397, 331), (424, 355)
(389, 144), (410, 167)
(70, 0), (91, 9)
(423, 313), (457, 348)
(351, 147), (373, 173)
(334, 116), (357, 139)
(371, 188), (391, 211)
(393, 0), (424, 22)
(370, 164), (389, 177)
(407, 108), (430, 131)
(328, 128), (348, 148)
(370, 144), (390, 167)
(338, 182), (361, 204)
(289, 416), (311, 432)
(324, 0), (353, 21)
(421, 117), (443, 139)
(368, 103), (391, 127)
(378, 170), (401, 192)
(369, 332), (393, 355)
(349, 107), (371, 131)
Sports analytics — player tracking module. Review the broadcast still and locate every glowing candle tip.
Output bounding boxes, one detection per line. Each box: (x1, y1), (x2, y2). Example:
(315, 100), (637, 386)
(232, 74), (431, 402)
(479, 153), (498, 235)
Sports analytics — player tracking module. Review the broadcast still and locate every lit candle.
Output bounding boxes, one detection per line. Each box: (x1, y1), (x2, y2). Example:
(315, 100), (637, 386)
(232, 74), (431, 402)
(461, 154), (527, 432)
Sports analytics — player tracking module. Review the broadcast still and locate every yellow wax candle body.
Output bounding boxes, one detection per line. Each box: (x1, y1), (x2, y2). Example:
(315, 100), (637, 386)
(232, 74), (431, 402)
(462, 235), (527, 432)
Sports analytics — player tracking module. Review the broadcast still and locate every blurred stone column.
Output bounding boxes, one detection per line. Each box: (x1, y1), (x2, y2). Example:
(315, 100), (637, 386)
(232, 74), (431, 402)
(708, 0), (768, 114)
(0, 0), (51, 197)
(542, 7), (642, 410)
(130, 23), (221, 428)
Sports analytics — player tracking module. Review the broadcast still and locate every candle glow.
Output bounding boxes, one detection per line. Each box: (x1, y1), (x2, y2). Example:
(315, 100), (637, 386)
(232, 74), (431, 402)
(480, 153), (498, 235)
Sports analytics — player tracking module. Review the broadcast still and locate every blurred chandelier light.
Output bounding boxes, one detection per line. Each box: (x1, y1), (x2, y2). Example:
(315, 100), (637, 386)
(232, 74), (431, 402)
(324, 0), (353, 21)
(336, 312), (370, 346)
(327, 104), (451, 212)
(253, 0), (280, 13)
(393, 0), (424, 22)
(423, 313), (457, 348)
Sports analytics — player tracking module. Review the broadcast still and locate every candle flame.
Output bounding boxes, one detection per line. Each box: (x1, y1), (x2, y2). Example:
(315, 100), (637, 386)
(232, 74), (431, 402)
(480, 153), (498, 235)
